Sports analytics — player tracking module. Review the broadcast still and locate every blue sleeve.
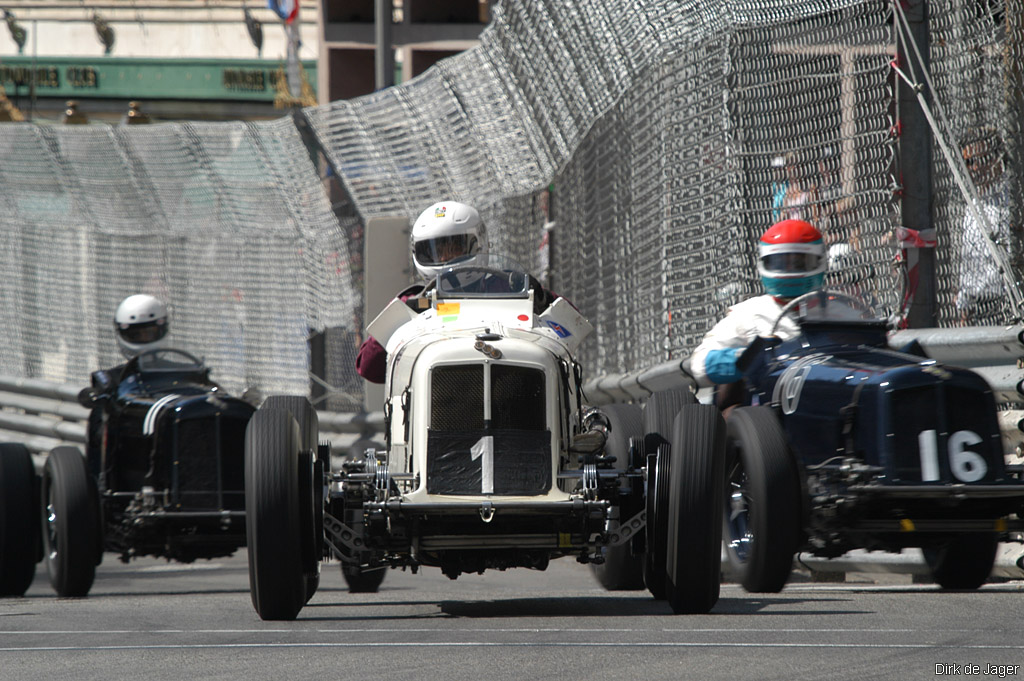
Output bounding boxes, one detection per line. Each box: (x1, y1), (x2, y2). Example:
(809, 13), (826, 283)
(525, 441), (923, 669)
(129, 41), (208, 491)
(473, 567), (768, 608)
(704, 347), (743, 384)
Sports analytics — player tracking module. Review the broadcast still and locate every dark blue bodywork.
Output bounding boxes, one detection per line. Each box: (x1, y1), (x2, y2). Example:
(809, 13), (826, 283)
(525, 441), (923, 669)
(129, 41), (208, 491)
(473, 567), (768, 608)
(740, 308), (1024, 555)
(94, 349), (255, 562)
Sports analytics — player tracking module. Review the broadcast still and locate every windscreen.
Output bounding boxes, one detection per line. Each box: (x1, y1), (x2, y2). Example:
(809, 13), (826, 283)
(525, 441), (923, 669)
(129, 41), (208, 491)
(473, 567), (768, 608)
(434, 254), (531, 299)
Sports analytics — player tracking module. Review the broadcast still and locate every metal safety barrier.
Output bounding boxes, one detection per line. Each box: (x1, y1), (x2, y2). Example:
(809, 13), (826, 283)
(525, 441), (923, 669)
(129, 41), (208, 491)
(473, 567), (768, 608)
(585, 324), (1024, 405)
(584, 324), (1024, 465)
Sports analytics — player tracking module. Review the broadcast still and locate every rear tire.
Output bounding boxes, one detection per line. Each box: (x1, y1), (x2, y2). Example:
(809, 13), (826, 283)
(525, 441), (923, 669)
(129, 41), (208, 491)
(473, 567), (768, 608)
(665, 404), (726, 614)
(924, 534), (998, 590)
(644, 443), (671, 600)
(723, 406), (801, 593)
(245, 408), (306, 620)
(643, 389), (697, 451)
(42, 446), (99, 597)
(590, 403), (645, 591)
(0, 443), (39, 596)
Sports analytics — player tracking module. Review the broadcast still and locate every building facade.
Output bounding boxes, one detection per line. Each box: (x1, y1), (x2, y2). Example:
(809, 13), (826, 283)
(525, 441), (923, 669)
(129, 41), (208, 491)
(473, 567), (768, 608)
(316, 0), (490, 102)
(0, 0), (320, 122)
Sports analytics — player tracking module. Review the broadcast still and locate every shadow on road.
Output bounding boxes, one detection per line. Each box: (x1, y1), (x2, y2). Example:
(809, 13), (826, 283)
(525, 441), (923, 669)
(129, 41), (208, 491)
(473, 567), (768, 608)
(297, 594), (871, 620)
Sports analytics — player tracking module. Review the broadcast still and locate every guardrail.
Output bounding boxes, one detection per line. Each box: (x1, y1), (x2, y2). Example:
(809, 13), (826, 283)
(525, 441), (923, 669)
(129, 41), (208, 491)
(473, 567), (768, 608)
(581, 326), (1024, 450)
(0, 374), (386, 466)
(583, 324), (1024, 406)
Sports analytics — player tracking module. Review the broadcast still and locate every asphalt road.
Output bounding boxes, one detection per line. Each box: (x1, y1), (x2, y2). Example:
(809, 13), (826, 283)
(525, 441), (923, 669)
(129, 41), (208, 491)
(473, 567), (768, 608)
(3, 553), (1024, 681)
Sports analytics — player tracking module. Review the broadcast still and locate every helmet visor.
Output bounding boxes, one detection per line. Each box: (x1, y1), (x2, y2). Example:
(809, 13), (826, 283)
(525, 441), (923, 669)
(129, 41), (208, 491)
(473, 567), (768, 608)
(760, 251), (824, 275)
(414, 234), (479, 266)
(117, 319), (168, 345)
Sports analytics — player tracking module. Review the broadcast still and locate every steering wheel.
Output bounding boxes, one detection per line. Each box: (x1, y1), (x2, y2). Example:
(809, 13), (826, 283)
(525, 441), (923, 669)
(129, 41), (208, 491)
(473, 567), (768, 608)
(769, 289), (871, 336)
(128, 347), (206, 372)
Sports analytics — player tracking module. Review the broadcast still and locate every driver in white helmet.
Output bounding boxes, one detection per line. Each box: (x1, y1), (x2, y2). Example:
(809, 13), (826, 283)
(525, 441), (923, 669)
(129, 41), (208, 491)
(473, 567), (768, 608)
(689, 219), (826, 409)
(81, 294), (171, 473)
(89, 294), (170, 394)
(114, 294), (171, 359)
(356, 201), (488, 383)
(356, 200), (560, 383)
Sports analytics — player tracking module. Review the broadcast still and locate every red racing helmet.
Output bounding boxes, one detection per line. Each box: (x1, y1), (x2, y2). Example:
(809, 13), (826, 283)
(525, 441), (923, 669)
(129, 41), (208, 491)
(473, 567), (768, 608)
(757, 219), (826, 299)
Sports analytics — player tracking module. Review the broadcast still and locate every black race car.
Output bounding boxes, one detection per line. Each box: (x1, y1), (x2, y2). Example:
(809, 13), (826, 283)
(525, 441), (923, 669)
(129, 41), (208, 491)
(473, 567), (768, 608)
(722, 290), (1024, 592)
(2, 348), (256, 598)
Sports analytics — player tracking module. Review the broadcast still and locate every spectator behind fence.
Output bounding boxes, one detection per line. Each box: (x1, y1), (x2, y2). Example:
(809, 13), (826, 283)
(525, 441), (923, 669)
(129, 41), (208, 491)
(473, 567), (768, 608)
(817, 146), (843, 237)
(956, 130), (1010, 325)
(771, 155), (788, 221)
(778, 153), (818, 224)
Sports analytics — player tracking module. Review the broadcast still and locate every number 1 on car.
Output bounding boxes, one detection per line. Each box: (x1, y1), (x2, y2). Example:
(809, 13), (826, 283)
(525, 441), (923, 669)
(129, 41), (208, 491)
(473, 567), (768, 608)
(471, 436), (495, 494)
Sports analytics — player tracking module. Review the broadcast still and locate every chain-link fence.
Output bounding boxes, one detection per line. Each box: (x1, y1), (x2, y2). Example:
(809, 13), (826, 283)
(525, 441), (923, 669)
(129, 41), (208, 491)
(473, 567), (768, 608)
(929, 0), (1024, 327)
(0, 118), (356, 399)
(309, 0), (903, 380)
(0, 0), (1019, 405)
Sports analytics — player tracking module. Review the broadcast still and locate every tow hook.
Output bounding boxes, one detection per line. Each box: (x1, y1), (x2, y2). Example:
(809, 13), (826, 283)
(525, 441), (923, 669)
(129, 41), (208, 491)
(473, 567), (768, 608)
(479, 501), (495, 523)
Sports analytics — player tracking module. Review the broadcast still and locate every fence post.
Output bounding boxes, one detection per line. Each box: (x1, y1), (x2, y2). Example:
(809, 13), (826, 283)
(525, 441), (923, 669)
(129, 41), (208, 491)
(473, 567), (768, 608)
(375, 0), (394, 91)
(899, 0), (937, 328)
(1006, 0), (1024, 288)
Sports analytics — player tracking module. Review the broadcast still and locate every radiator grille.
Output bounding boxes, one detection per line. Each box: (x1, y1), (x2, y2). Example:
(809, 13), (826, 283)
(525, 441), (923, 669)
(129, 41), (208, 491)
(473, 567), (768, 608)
(890, 385), (998, 484)
(172, 416), (247, 511)
(431, 365), (484, 431)
(492, 365), (545, 430)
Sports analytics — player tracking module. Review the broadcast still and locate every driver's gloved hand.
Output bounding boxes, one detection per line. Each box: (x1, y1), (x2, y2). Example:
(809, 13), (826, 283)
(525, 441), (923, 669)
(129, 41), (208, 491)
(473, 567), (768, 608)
(91, 368), (118, 395)
(704, 347), (744, 384)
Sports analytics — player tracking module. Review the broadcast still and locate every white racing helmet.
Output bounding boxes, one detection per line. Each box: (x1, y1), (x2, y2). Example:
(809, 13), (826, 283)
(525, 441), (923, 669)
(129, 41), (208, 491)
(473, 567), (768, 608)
(411, 201), (487, 279)
(114, 294), (169, 359)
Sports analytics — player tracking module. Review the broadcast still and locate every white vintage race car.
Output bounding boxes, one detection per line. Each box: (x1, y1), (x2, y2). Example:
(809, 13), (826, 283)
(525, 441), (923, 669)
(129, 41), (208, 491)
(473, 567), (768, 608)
(243, 255), (725, 620)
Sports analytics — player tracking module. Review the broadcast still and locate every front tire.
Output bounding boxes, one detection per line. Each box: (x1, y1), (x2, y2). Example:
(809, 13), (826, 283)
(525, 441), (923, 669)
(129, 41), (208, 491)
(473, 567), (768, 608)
(261, 396), (324, 603)
(642, 389), (696, 599)
(723, 406), (801, 593)
(665, 404), (726, 614)
(245, 408), (306, 620)
(42, 447), (100, 597)
(0, 443), (39, 596)
(924, 534), (998, 590)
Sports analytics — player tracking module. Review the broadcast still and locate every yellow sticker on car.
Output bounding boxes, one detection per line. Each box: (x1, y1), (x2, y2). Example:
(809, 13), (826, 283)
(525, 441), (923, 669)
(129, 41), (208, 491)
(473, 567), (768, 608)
(437, 302), (460, 315)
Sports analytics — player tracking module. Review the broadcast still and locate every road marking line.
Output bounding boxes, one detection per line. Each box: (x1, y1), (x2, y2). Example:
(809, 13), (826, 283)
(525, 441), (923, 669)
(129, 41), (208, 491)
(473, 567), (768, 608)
(137, 564), (225, 572)
(6, 641), (1024, 652)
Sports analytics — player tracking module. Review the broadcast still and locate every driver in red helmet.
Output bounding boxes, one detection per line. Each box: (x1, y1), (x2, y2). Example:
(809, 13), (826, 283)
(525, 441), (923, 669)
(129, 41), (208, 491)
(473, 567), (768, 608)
(690, 219), (827, 389)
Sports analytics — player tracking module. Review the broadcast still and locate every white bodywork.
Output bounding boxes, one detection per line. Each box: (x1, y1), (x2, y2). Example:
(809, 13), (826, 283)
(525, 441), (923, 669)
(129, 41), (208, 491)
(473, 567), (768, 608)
(366, 288), (593, 507)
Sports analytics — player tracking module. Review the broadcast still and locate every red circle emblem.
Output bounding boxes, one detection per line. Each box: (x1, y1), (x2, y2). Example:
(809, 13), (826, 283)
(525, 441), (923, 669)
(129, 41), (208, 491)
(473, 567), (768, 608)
(517, 314), (529, 321)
